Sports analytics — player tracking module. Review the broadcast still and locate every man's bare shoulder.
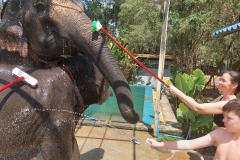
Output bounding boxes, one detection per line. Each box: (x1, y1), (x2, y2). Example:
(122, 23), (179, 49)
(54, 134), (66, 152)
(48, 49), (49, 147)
(211, 127), (228, 135)
(210, 127), (232, 144)
(213, 127), (240, 160)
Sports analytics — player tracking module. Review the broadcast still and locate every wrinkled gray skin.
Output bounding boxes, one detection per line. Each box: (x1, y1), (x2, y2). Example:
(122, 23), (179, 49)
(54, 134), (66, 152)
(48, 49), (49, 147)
(0, 0), (139, 159)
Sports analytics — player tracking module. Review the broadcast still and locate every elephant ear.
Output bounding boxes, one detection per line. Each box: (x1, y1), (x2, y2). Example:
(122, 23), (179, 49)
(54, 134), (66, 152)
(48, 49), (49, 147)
(0, 1), (28, 57)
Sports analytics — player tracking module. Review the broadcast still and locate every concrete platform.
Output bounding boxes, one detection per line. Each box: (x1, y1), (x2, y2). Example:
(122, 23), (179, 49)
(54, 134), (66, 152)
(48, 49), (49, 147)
(75, 125), (193, 160)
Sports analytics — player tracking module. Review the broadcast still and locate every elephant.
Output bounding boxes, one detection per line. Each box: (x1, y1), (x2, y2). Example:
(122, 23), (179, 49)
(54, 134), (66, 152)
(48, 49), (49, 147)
(0, 0), (139, 159)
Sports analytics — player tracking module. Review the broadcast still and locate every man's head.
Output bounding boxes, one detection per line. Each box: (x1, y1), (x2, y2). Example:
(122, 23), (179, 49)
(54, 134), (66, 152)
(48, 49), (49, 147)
(222, 99), (240, 132)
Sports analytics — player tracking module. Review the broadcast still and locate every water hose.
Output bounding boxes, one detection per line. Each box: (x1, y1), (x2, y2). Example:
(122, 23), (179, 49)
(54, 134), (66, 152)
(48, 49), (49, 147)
(92, 21), (170, 88)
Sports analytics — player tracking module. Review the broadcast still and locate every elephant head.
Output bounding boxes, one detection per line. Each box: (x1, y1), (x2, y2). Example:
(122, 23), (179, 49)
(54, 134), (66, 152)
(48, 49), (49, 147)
(0, 0), (139, 123)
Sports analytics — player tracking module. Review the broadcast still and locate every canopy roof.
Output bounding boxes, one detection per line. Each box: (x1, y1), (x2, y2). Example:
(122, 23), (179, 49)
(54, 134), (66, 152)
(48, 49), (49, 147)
(212, 22), (240, 36)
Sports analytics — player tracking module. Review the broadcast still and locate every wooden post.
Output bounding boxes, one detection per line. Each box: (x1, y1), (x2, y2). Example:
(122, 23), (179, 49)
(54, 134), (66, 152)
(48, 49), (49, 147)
(154, 0), (171, 137)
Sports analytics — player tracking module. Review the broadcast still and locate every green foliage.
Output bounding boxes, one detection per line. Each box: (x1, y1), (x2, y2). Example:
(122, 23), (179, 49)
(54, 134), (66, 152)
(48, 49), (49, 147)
(175, 69), (205, 98)
(168, 0), (240, 73)
(170, 64), (182, 85)
(174, 69), (214, 137)
(191, 69), (205, 96)
(163, 77), (173, 86)
(157, 135), (183, 142)
(83, 0), (120, 33)
(107, 37), (139, 83)
(118, 0), (162, 54)
(107, 37), (130, 61)
(83, 0), (240, 74)
(83, 1), (139, 83)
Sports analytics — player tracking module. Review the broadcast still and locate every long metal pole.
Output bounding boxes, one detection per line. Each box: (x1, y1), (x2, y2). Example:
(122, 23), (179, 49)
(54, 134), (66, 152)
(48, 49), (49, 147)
(154, 0), (171, 137)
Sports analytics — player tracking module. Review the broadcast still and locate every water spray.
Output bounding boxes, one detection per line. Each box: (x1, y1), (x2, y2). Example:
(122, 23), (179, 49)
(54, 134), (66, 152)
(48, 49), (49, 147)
(145, 140), (204, 160)
(0, 67), (38, 92)
(116, 128), (204, 160)
(92, 21), (170, 88)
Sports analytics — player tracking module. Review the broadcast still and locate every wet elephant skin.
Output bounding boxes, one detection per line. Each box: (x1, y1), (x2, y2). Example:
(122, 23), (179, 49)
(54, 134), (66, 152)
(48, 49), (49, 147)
(0, 51), (110, 159)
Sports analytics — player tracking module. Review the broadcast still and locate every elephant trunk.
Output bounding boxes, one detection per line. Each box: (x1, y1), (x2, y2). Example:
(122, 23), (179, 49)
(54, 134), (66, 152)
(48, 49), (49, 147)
(79, 34), (139, 124)
(50, 2), (139, 124)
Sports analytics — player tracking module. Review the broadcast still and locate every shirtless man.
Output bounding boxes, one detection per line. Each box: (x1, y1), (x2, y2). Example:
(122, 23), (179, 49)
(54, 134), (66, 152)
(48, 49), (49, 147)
(146, 98), (240, 160)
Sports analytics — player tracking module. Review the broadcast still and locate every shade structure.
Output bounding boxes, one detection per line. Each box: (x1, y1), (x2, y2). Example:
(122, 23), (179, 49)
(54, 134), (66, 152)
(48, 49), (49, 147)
(212, 22), (240, 36)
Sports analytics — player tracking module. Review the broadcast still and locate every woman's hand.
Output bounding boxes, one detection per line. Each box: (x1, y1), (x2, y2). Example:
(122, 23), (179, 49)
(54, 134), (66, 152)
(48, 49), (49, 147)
(167, 85), (180, 96)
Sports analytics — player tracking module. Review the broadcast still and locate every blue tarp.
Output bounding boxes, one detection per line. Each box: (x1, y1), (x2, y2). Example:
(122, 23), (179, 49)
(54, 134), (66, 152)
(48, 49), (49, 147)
(212, 22), (240, 36)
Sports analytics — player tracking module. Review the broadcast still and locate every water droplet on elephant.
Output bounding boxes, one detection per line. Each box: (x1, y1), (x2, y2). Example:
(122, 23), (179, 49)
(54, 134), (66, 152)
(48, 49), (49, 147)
(54, 119), (61, 127)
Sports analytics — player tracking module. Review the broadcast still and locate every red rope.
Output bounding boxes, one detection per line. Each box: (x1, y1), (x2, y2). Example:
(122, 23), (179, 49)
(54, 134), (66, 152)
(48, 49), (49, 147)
(0, 76), (24, 92)
(62, 64), (75, 82)
(101, 27), (169, 88)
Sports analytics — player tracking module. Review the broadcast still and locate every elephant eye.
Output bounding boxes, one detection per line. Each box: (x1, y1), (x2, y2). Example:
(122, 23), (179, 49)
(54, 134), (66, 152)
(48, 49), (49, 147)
(34, 2), (46, 14)
(8, 1), (21, 15)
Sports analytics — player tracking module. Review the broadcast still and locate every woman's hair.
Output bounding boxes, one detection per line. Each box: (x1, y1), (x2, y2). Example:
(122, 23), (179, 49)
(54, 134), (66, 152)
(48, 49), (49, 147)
(223, 99), (240, 118)
(227, 71), (240, 97)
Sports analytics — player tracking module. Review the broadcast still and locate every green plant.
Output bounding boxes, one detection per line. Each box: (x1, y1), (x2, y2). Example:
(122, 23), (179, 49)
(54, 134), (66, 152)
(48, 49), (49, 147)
(173, 69), (214, 138)
(157, 137), (182, 142)
(157, 134), (183, 142)
(170, 64), (182, 84)
(107, 37), (139, 83)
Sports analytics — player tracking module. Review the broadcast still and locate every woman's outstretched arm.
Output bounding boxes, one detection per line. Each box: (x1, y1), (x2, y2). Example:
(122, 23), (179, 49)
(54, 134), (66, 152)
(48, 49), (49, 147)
(168, 85), (227, 114)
